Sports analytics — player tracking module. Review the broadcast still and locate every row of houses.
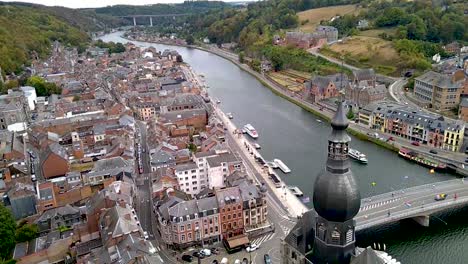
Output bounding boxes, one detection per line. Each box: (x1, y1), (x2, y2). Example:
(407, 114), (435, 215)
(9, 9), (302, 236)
(358, 101), (465, 151)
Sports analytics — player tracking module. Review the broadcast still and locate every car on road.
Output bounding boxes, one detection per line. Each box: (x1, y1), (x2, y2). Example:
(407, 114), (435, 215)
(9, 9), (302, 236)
(221, 258), (228, 264)
(246, 243), (259, 252)
(387, 136), (395, 141)
(210, 247), (219, 254)
(411, 141), (420, 146)
(182, 255), (193, 262)
(264, 254), (272, 264)
(212, 260), (219, 264)
(429, 149), (438, 154)
(234, 260), (241, 264)
(143, 231), (149, 240)
(435, 194), (447, 201)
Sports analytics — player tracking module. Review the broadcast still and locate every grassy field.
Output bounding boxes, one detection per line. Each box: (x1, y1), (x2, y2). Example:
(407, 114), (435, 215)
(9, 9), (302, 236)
(268, 72), (304, 92)
(358, 27), (397, 38)
(297, 5), (362, 32)
(320, 36), (401, 76)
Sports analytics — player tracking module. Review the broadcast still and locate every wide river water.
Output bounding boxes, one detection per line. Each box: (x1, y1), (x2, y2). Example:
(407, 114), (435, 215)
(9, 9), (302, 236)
(101, 32), (468, 263)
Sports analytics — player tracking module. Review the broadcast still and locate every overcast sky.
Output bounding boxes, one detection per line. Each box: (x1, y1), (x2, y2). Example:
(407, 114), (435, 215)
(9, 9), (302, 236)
(0, 0), (230, 8)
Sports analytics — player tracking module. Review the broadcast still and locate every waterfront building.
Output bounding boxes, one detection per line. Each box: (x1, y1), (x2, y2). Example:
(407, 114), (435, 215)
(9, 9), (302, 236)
(358, 102), (465, 151)
(281, 101), (398, 263)
(414, 71), (463, 111)
(215, 186), (249, 250)
(345, 69), (385, 107)
(238, 180), (269, 234)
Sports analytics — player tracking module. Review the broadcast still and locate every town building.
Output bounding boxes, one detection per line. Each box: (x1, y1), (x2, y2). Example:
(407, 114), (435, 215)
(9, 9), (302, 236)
(459, 97), (468, 122)
(414, 71), (463, 111)
(345, 69), (386, 107)
(215, 186), (249, 251)
(304, 74), (348, 102)
(40, 143), (70, 179)
(316, 25), (339, 43)
(358, 102), (465, 152)
(4, 182), (37, 219)
(238, 180), (269, 234)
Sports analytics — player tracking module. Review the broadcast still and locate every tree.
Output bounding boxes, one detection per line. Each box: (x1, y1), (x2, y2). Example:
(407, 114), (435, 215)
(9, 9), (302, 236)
(346, 107), (355, 120)
(26, 76), (61, 96)
(239, 51), (245, 63)
(185, 35), (195, 45)
(72, 95), (81, 102)
(4, 80), (19, 90)
(0, 204), (16, 259)
(15, 224), (39, 243)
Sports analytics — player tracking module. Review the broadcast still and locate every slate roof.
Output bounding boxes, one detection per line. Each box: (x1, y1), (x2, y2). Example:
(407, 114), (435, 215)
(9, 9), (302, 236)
(40, 142), (68, 163)
(174, 162), (198, 172)
(215, 186), (241, 207)
(99, 203), (140, 242)
(160, 108), (206, 123)
(206, 152), (240, 167)
(416, 70), (463, 89)
(353, 69), (375, 83)
(461, 97), (468, 108)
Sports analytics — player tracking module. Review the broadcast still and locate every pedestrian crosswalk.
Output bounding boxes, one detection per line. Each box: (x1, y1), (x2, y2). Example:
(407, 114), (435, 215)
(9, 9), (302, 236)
(360, 198), (401, 211)
(250, 232), (275, 245)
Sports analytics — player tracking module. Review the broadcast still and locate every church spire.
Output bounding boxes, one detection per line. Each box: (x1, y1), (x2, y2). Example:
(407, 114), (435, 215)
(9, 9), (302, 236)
(312, 100), (361, 264)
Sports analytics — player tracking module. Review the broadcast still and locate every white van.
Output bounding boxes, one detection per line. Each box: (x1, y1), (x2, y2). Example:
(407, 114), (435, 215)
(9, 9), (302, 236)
(221, 257), (229, 264)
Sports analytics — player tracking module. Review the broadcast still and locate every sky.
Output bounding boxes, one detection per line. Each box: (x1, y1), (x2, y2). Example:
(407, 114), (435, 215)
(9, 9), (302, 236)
(0, 0), (234, 8)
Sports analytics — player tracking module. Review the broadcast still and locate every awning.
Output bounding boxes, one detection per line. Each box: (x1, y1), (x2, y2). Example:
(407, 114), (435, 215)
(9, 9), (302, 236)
(227, 235), (249, 249)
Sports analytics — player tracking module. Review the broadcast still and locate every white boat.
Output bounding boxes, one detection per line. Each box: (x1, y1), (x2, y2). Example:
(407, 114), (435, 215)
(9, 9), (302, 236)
(348, 148), (368, 164)
(254, 143), (261, 149)
(243, 124), (258, 139)
(316, 119), (322, 123)
(273, 158), (291, 173)
(288, 186), (304, 197)
(227, 113), (233, 119)
(216, 100), (221, 104)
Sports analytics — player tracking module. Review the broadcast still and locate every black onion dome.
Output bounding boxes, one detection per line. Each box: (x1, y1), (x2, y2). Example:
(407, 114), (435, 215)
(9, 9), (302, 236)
(331, 101), (349, 130)
(313, 169), (361, 222)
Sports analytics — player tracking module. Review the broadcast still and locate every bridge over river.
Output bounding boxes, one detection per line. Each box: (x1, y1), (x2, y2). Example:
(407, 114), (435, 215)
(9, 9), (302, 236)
(356, 178), (468, 231)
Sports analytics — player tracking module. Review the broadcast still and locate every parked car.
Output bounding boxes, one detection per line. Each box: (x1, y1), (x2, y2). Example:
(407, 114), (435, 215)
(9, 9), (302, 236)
(212, 260), (219, 264)
(411, 141), (420, 146)
(242, 258), (249, 264)
(429, 149), (438, 154)
(246, 243), (259, 252)
(234, 260), (241, 264)
(221, 258), (228, 264)
(193, 252), (204, 259)
(182, 255), (193, 262)
(435, 194), (447, 201)
(264, 254), (271, 264)
(210, 247), (219, 254)
(201, 249), (212, 257)
(143, 231), (149, 240)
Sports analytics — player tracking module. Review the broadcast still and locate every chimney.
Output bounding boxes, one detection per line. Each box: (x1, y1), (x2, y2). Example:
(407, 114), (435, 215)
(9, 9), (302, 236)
(118, 199), (126, 208)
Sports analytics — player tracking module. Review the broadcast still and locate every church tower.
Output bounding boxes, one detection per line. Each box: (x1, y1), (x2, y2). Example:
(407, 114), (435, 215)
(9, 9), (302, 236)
(312, 100), (361, 264)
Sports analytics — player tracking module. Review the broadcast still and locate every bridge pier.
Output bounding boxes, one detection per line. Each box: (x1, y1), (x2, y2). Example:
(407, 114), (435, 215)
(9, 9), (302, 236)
(412, 215), (430, 227)
(133, 17), (137, 27)
(150, 17), (153, 26)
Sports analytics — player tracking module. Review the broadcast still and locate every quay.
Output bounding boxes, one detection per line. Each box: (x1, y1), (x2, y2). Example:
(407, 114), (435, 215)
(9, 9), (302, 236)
(213, 106), (308, 218)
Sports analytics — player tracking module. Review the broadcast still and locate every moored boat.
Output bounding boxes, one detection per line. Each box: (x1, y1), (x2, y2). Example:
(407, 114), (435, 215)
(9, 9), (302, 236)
(243, 124), (258, 139)
(254, 143), (261, 149)
(398, 147), (446, 171)
(288, 186), (304, 197)
(274, 158), (291, 173)
(348, 148), (368, 164)
(227, 113), (233, 119)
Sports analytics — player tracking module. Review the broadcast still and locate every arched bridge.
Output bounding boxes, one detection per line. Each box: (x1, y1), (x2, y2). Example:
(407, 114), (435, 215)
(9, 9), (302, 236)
(355, 179), (468, 231)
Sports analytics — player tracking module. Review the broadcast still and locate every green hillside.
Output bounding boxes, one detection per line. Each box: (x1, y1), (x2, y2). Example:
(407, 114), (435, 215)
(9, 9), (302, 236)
(0, 4), (90, 74)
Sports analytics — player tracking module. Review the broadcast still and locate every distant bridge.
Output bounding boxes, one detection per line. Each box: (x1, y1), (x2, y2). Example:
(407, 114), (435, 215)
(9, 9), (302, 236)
(355, 179), (468, 231)
(119, 14), (191, 26)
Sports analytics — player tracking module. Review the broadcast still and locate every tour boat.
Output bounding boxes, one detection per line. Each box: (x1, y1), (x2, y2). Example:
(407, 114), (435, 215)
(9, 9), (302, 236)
(316, 119), (323, 123)
(348, 148), (368, 164)
(266, 161), (278, 169)
(273, 158), (291, 173)
(254, 143), (261, 149)
(216, 100), (221, 104)
(227, 113), (233, 119)
(243, 124), (259, 139)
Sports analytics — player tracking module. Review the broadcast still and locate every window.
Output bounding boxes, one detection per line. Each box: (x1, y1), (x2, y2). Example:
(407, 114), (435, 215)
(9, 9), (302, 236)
(228, 215), (231, 220)
(238, 212), (241, 217)
(331, 230), (340, 244)
(181, 225), (185, 231)
(209, 218), (213, 224)
(181, 234), (185, 241)
(233, 221), (237, 227)
(215, 226), (219, 232)
(223, 224), (226, 230)
(191, 169), (196, 173)
(185, 171), (188, 174)
(223, 216), (226, 221)
(205, 229), (208, 234)
(188, 233), (192, 239)
(187, 224), (191, 230)
(238, 205), (241, 210)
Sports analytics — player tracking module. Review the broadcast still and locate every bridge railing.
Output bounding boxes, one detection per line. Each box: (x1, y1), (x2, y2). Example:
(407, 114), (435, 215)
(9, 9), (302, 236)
(357, 196), (468, 231)
(361, 179), (462, 205)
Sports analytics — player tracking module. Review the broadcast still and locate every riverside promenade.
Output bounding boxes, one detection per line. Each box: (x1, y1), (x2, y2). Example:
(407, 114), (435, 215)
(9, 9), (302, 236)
(213, 105), (309, 218)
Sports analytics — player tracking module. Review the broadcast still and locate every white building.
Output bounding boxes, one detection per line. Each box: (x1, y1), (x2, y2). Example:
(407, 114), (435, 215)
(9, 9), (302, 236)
(20, 86), (37, 111)
(175, 162), (202, 195)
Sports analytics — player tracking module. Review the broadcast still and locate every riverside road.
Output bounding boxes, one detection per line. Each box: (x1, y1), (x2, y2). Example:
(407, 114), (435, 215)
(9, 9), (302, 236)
(101, 32), (468, 264)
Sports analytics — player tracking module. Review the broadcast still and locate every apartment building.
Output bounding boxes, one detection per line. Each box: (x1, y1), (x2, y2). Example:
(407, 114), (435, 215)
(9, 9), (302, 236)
(414, 71), (463, 111)
(359, 102), (465, 151)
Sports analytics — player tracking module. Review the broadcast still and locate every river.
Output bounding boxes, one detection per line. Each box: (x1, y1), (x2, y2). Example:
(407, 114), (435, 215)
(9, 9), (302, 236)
(100, 32), (468, 263)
